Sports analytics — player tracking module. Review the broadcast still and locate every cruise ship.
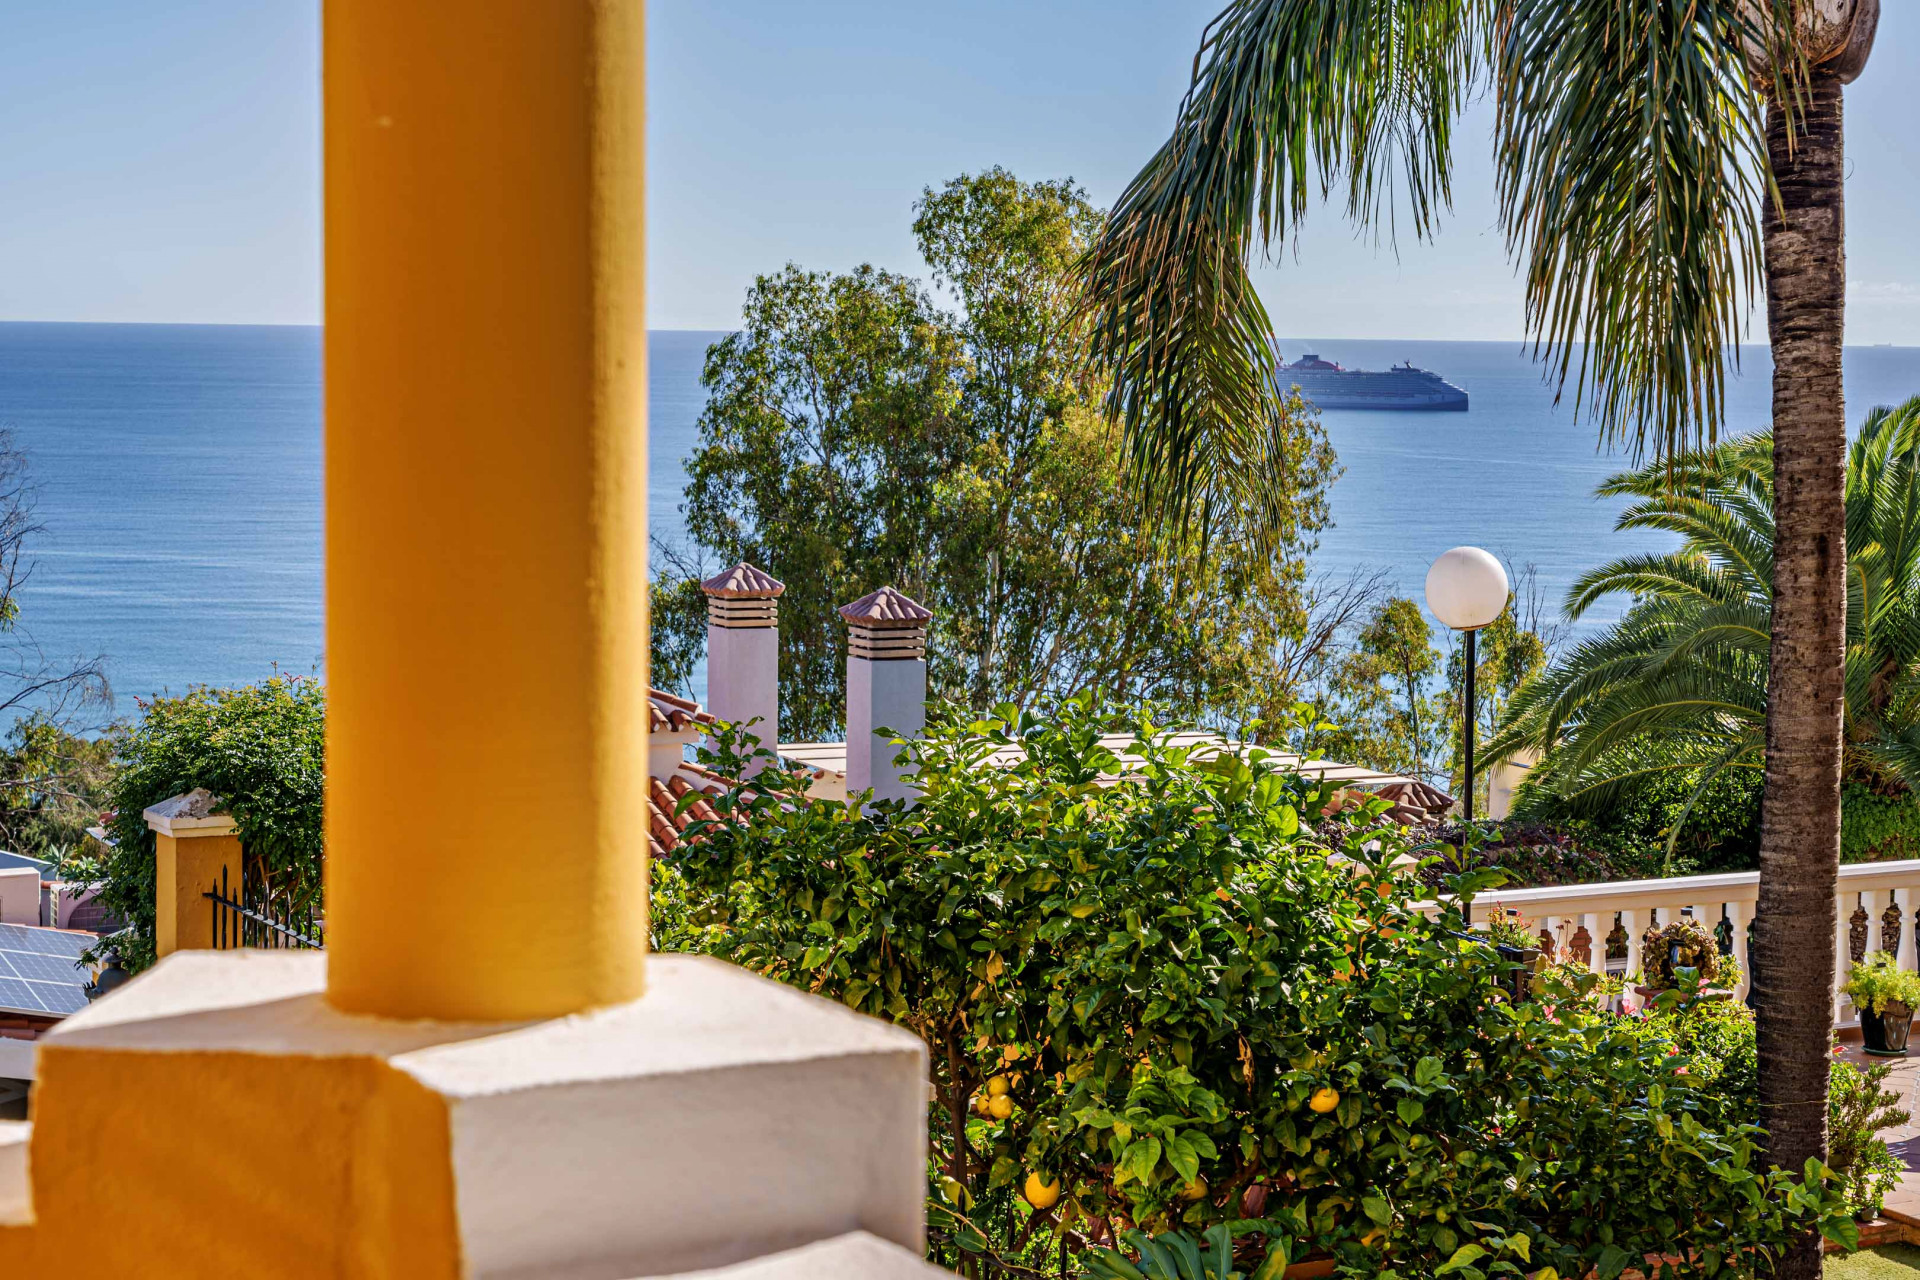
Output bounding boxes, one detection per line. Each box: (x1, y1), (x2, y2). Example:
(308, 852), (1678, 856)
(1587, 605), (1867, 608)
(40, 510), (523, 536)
(1280, 352), (1469, 411)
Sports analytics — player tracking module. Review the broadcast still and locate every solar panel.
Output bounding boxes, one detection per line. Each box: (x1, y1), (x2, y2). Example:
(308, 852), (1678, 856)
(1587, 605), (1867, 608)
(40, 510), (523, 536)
(32, 984), (86, 1015)
(0, 923), (92, 958)
(0, 976), (49, 1014)
(2, 950), (84, 983)
(0, 923), (97, 1017)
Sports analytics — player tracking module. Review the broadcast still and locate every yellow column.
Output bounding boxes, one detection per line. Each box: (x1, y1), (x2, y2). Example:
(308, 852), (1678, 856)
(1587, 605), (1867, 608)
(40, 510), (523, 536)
(323, 0), (649, 1019)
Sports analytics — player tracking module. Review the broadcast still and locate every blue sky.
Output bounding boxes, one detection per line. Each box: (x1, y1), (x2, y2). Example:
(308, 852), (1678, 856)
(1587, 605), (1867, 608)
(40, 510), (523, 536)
(2, 2), (1917, 343)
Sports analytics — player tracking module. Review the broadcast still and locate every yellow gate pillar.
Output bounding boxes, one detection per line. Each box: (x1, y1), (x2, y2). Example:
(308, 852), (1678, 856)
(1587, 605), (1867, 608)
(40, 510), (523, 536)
(323, 0), (650, 1019)
(145, 791), (242, 957)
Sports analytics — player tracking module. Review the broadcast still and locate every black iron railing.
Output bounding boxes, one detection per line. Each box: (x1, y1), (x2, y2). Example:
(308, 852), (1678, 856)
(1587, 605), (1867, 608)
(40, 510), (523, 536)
(205, 866), (324, 950)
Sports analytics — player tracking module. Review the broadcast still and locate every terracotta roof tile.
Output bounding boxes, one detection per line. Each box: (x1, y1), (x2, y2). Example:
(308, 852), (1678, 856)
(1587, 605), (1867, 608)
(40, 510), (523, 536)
(837, 586), (931, 629)
(700, 562), (786, 599)
(649, 688), (716, 734)
(646, 767), (734, 859)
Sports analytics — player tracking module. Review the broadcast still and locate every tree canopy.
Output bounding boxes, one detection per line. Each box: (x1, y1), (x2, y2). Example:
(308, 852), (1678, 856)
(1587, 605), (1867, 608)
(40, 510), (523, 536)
(652, 168), (1338, 740)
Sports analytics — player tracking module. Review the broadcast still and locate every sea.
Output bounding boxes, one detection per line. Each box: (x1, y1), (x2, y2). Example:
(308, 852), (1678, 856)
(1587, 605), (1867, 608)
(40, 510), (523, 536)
(1, 320), (1916, 722)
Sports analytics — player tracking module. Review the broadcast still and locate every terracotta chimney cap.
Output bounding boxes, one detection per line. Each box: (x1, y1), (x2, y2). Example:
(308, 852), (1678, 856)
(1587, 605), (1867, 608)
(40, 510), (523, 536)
(701, 562), (785, 599)
(838, 586), (931, 629)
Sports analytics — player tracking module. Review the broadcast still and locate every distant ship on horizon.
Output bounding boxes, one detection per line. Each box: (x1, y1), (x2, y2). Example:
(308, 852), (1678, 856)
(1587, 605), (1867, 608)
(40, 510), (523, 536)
(1279, 352), (1470, 412)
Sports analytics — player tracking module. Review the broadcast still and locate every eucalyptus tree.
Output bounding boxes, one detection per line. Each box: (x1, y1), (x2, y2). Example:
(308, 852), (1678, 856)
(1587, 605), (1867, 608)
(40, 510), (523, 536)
(1077, 1), (1880, 1264)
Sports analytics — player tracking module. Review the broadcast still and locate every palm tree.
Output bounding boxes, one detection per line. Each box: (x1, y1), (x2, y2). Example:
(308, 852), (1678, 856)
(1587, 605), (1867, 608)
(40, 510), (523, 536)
(1488, 397), (1920, 849)
(1077, 3), (1879, 1267)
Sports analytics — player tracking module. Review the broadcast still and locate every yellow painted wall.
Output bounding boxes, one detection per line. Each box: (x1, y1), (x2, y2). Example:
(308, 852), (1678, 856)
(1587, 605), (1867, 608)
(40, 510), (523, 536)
(154, 832), (242, 957)
(16, 1044), (459, 1279)
(322, 0), (650, 1019)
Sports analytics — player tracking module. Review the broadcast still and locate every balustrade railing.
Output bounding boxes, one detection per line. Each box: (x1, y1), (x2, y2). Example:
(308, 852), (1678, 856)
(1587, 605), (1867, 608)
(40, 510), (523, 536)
(1452, 859), (1920, 1026)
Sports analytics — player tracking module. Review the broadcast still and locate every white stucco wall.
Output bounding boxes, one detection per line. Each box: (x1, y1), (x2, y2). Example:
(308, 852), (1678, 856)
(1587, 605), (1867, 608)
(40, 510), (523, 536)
(0, 868), (38, 926)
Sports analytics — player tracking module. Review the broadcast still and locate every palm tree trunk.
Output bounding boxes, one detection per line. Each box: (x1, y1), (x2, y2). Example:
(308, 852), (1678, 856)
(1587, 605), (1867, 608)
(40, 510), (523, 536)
(1754, 66), (1848, 1280)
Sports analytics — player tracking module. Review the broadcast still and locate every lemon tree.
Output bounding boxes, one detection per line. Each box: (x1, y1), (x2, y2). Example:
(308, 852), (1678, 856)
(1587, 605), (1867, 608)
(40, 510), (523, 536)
(663, 697), (1853, 1278)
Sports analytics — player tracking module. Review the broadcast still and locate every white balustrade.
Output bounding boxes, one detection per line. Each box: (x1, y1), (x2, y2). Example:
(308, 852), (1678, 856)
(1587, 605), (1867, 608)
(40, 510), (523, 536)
(1422, 859), (1920, 1027)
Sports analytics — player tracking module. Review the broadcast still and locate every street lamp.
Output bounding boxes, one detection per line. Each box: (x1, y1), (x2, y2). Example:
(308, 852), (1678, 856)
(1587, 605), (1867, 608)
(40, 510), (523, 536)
(1425, 546), (1510, 830)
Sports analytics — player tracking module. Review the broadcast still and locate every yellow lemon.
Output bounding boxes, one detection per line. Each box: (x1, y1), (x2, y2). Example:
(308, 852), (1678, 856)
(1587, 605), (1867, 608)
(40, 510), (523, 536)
(1309, 1087), (1341, 1114)
(987, 1094), (1014, 1121)
(986, 1075), (1010, 1097)
(1179, 1175), (1208, 1203)
(1024, 1171), (1061, 1210)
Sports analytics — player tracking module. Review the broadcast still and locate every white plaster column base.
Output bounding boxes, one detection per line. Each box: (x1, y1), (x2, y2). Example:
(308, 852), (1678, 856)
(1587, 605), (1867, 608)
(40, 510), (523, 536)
(28, 951), (931, 1280)
(653, 1231), (951, 1279)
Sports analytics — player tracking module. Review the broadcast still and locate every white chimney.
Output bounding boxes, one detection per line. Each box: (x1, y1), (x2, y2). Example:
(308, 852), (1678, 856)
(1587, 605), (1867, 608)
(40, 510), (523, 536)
(701, 562), (785, 771)
(839, 586), (930, 806)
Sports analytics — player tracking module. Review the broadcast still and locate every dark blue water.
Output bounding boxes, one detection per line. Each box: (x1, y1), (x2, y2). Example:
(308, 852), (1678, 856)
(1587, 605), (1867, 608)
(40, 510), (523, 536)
(1, 322), (1915, 718)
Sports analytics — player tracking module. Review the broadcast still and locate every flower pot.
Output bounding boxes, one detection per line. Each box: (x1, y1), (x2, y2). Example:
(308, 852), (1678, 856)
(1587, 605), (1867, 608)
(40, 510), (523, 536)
(1865, 1001), (1914, 1057)
(1511, 947), (1543, 999)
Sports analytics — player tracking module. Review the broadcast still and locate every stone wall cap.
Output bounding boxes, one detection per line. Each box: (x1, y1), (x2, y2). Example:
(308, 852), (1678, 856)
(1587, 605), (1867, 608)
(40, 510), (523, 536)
(701, 563), (786, 599)
(143, 788), (236, 837)
(837, 587), (930, 629)
(46, 952), (926, 1095)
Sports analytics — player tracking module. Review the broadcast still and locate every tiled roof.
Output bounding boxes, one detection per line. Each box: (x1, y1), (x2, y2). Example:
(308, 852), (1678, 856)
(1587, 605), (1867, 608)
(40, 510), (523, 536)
(700, 562), (786, 599)
(837, 586), (931, 629)
(647, 768), (729, 858)
(649, 688), (716, 734)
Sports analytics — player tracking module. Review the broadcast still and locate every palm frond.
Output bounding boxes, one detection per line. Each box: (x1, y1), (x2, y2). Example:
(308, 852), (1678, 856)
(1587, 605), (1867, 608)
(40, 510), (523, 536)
(1077, 0), (1481, 530)
(1494, 0), (1774, 457)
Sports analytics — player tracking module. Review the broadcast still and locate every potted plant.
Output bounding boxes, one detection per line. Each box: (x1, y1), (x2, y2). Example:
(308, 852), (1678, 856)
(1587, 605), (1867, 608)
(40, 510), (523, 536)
(1485, 909), (1545, 999)
(1844, 951), (1920, 1057)
(1636, 916), (1726, 1000)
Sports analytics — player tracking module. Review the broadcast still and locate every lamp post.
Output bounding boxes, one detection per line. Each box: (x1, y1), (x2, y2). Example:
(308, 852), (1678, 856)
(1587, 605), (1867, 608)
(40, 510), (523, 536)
(1425, 546), (1510, 830)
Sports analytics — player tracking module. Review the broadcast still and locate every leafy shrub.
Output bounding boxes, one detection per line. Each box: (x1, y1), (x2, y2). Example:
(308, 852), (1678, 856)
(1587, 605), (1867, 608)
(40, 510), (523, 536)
(660, 698), (1853, 1279)
(97, 676), (325, 970)
(1415, 821), (1619, 890)
(1843, 951), (1920, 1016)
(1841, 782), (1920, 864)
(1609, 996), (1908, 1221)
(1516, 766), (1764, 878)
(1829, 1060), (1911, 1219)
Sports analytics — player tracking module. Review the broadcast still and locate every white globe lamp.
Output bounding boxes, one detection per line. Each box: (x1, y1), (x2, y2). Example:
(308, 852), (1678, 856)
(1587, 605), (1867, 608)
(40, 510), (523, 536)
(1425, 546), (1510, 632)
(1425, 548), (1510, 868)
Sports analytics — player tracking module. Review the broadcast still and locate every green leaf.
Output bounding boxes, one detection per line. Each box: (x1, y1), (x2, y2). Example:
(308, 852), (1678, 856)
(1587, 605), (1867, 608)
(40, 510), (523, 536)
(1397, 1098), (1424, 1125)
(1165, 1132), (1201, 1185)
(1248, 1238), (1291, 1280)
(1118, 1135), (1163, 1186)
(1822, 1214), (1861, 1253)
(1596, 1244), (1631, 1279)
(1363, 1195), (1393, 1226)
(1415, 1056), (1444, 1088)
(1436, 1243), (1488, 1275)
